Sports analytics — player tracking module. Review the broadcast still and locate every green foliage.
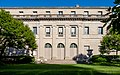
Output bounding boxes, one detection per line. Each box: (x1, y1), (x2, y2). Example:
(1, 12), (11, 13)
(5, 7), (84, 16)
(90, 55), (106, 63)
(100, 34), (120, 54)
(103, 2), (120, 34)
(101, 0), (120, 55)
(0, 9), (37, 56)
(114, 0), (120, 4)
(91, 55), (120, 64)
(18, 56), (35, 64)
(95, 57), (107, 62)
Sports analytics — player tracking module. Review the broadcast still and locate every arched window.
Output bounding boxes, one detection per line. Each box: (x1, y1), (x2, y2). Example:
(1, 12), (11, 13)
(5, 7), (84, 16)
(45, 43), (52, 48)
(57, 43), (65, 48)
(70, 43), (77, 48)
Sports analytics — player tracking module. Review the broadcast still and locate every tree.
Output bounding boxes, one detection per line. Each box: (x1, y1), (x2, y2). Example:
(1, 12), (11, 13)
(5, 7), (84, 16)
(100, 0), (120, 55)
(0, 9), (37, 58)
(100, 34), (120, 55)
(103, 0), (120, 34)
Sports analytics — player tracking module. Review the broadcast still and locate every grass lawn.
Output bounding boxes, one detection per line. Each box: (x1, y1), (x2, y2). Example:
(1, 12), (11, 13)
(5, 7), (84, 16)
(0, 64), (120, 75)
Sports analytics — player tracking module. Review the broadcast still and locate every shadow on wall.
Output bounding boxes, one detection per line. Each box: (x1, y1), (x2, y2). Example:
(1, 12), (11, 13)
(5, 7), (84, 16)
(73, 54), (89, 64)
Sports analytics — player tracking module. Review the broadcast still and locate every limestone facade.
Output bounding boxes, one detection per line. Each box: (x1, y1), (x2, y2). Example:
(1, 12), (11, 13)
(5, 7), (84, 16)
(1, 6), (109, 61)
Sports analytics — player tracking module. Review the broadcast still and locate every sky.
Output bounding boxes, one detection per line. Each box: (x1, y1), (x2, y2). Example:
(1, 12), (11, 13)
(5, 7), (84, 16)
(0, 0), (115, 7)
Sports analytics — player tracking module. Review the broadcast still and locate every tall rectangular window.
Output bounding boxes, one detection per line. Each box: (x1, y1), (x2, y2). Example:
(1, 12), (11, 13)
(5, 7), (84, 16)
(71, 27), (76, 37)
(33, 27), (37, 34)
(98, 27), (103, 34)
(84, 27), (89, 34)
(58, 27), (63, 37)
(46, 27), (50, 37)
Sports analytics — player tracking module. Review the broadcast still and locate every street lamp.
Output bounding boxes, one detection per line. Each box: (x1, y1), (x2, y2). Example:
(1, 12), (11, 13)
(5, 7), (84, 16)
(87, 49), (93, 57)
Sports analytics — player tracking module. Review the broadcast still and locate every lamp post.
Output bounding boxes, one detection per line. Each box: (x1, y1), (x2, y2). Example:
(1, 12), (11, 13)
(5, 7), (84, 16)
(87, 49), (93, 57)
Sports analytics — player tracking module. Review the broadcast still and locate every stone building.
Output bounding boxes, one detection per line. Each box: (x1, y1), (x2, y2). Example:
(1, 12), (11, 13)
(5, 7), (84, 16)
(1, 6), (109, 63)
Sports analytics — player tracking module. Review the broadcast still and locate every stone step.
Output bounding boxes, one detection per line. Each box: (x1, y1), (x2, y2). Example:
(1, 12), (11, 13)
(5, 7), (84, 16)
(45, 60), (76, 64)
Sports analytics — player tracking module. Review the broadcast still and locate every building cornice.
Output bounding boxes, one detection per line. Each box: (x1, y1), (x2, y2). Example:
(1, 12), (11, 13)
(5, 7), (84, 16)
(12, 14), (108, 21)
(0, 6), (109, 9)
(16, 17), (107, 21)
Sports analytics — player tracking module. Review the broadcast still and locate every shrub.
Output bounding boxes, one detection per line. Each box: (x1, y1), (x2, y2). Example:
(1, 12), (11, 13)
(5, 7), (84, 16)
(90, 55), (120, 64)
(95, 57), (107, 62)
(111, 58), (120, 64)
(73, 54), (88, 64)
(18, 56), (35, 64)
(90, 55), (100, 62)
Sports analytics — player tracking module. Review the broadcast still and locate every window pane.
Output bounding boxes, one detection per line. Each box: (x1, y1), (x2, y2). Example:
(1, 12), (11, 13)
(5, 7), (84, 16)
(98, 27), (103, 34)
(46, 27), (50, 37)
(71, 27), (75, 32)
(46, 27), (50, 32)
(59, 28), (63, 32)
(57, 43), (64, 48)
(70, 43), (77, 48)
(71, 27), (76, 37)
(58, 27), (63, 34)
(45, 43), (52, 48)
(58, 27), (63, 37)
(33, 27), (37, 34)
(84, 27), (89, 34)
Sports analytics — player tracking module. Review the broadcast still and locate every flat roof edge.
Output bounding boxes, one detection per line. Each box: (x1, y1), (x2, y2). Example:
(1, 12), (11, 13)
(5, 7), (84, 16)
(0, 6), (110, 9)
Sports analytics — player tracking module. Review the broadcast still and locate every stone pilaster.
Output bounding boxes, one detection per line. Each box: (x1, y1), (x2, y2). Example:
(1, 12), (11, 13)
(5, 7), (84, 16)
(65, 25), (70, 60)
(39, 25), (44, 59)
(78, 23), (82, 54)
(52, 25), (57, 60)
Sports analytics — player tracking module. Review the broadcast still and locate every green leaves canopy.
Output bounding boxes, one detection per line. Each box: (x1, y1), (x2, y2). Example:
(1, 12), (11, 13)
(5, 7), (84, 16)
(100, 34), (120, 54)
(100, 0), (120, 55)
(0, 9), (37, 56)
(103, 0), (120, 34)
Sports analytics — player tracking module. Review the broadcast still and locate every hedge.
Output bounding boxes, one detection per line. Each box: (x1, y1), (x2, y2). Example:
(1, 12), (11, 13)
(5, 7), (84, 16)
(90, 55), (120, 63)
(0, 56), (34, 64)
